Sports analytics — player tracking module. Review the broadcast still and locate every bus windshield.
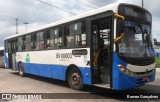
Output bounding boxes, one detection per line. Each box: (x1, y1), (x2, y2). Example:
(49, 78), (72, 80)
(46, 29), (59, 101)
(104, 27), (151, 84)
(118, 21), (155, 58)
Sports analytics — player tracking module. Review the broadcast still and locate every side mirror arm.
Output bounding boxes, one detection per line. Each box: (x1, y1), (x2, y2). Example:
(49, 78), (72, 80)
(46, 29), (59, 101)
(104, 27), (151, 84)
(114, 13), (125, 20)
(114, 33), (125, 43)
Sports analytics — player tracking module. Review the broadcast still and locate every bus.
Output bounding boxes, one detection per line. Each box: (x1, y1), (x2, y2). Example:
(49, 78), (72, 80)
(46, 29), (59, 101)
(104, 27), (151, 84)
(4, 3), (155, 90)
(154, 41), (160, 67)
(0, 47), (5, 67)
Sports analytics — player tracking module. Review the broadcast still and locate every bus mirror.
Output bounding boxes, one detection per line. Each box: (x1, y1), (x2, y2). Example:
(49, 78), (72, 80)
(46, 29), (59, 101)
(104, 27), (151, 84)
(114, 33), (125, 43)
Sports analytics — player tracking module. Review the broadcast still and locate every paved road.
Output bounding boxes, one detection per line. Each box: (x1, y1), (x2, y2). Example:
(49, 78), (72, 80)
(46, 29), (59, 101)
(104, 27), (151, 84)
(0, 68), (160, 102)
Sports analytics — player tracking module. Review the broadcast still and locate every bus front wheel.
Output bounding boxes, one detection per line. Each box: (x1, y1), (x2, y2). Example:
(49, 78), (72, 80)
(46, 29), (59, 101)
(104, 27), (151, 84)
(68, 68), (84, 90)
(18, 63), (25, 77)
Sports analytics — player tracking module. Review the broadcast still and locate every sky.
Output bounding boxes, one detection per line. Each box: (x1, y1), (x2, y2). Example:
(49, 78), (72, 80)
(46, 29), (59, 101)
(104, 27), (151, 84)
(0, 0), (160, 47)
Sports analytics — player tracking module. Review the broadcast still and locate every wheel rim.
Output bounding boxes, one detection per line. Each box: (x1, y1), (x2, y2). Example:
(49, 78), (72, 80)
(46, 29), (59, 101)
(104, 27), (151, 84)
(71, 72), (82, 88)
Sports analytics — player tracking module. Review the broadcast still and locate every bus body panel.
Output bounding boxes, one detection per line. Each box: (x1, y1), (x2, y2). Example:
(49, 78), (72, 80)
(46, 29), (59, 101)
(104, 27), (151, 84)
(15, 48), (92, 85)
(112, 52), (156, 90)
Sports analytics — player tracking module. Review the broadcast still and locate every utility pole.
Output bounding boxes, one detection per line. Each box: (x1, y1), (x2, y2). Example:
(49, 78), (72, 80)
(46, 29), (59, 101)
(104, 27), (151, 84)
(24, 22), (29, 31)
(16, 18), (18, 34)
(142, 0), (144, 7)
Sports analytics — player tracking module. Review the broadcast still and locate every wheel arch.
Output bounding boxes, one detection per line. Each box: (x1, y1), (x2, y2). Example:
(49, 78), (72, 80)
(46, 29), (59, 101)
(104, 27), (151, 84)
(65, 64), (82, 81)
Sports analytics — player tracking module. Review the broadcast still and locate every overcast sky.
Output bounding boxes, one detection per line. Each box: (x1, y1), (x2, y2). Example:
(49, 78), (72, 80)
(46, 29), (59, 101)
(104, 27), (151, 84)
(0, 0), (160, 47)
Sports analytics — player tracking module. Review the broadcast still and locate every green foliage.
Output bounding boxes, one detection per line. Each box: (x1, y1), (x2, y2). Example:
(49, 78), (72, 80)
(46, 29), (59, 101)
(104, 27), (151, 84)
(156, 58), (160, 68)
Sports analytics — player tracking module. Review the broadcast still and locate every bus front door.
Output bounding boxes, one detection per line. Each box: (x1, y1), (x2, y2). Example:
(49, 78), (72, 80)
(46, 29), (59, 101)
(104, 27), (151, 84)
(91, 15), (113, 87)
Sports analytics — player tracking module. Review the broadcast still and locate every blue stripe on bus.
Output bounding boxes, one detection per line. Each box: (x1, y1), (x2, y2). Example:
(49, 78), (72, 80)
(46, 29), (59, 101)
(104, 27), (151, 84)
(16, 63), (92, 85)
(4, 53), (9, 68)
(112, 52), (155, 90)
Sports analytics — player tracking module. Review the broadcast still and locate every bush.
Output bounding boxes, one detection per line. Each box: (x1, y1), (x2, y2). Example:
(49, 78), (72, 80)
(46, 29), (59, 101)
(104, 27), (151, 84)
(156, 58), (160, 68)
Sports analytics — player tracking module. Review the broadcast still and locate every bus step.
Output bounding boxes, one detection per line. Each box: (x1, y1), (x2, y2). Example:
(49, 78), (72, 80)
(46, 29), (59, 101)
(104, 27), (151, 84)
(93, 84), (110, 89)
(101, 75), (110, 84)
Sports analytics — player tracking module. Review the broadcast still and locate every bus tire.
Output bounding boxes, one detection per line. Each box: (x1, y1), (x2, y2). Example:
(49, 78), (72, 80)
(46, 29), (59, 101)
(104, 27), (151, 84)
(68, 67), (84, 90)
(18, 63), (25, 77)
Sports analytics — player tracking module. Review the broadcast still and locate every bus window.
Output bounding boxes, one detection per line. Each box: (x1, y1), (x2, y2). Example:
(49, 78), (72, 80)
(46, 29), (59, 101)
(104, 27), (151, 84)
(47, 39), (54, 48)
(35, 31), (44, 50)
(25, 35), (31, 51)
(75, 34), (86, 47)
(66, 36), (74, 47)
(47, 27), (62, 49)
(17, 37), (23, 51)
(64, 21), (86, 48)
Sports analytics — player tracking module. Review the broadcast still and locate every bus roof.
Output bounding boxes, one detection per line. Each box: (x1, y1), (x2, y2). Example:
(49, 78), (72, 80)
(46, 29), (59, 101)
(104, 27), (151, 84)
(0, 47), (4, 50)
(5, 3), (121, 40)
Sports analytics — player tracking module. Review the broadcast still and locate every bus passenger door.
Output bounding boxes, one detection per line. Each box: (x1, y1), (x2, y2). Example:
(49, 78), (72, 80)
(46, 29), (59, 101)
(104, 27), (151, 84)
(8, 41), (12, 69)
(8, 40), (16, 70)
(90, 13), (113, 88)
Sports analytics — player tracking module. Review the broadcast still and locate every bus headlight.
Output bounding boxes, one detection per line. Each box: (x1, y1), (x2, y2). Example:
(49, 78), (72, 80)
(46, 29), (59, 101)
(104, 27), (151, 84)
(118, 64), (125, 72)
(118, 64), (135, 77)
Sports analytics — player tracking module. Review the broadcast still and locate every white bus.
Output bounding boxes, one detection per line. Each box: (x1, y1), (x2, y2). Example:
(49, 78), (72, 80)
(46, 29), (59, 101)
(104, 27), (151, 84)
(4, 3), (155, 90)
(0, 47), (5, 67)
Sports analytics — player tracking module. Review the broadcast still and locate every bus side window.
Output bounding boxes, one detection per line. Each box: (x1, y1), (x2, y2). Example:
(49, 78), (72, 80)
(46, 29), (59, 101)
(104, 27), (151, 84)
(17, 37), (23, 51)
(74, 21), (86, 47)
(64, 21), (86, 48)
(47, 27), (62, 49)
(25, 35), (32, 51)
(34, 31), (44, 50)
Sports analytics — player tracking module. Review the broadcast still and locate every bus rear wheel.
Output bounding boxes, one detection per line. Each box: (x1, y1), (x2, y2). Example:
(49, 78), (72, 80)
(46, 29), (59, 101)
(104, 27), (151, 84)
(68, 68), (84, 90)
(18, 63), (25, 77)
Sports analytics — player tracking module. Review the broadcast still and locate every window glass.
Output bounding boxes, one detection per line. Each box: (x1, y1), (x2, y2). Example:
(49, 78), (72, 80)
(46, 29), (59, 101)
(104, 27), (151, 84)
(31, 42), (35, 50)
(18, 44), (23, 51)
(59, 37), (63, 48)
(39, 41), (44, 49)
(54, 38), (62, 48)
(70, 22), (81, 35)
(36, 33), (39, 41)
(50, 28), (59, 38)
(18, 37), (23, 44)
(26, 35), (31, 43)
(25, 43), (31, 51)
(66, 36), (74, 47)
(39, 32), (44, 40)
(64, 21), (86, 48)
(35, 42), (39, 50)
(47, 27), (62, 49)
(54, 38), (59, 48)
(75, 34), (86, 47)
(55, 28), (59, 38)
(50, 29), (55, 38)
(47, 39), (54, 48)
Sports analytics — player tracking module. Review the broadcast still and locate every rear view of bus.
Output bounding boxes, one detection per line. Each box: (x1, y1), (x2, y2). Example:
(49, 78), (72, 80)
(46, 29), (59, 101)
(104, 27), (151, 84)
(113, 4), (155, 90)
